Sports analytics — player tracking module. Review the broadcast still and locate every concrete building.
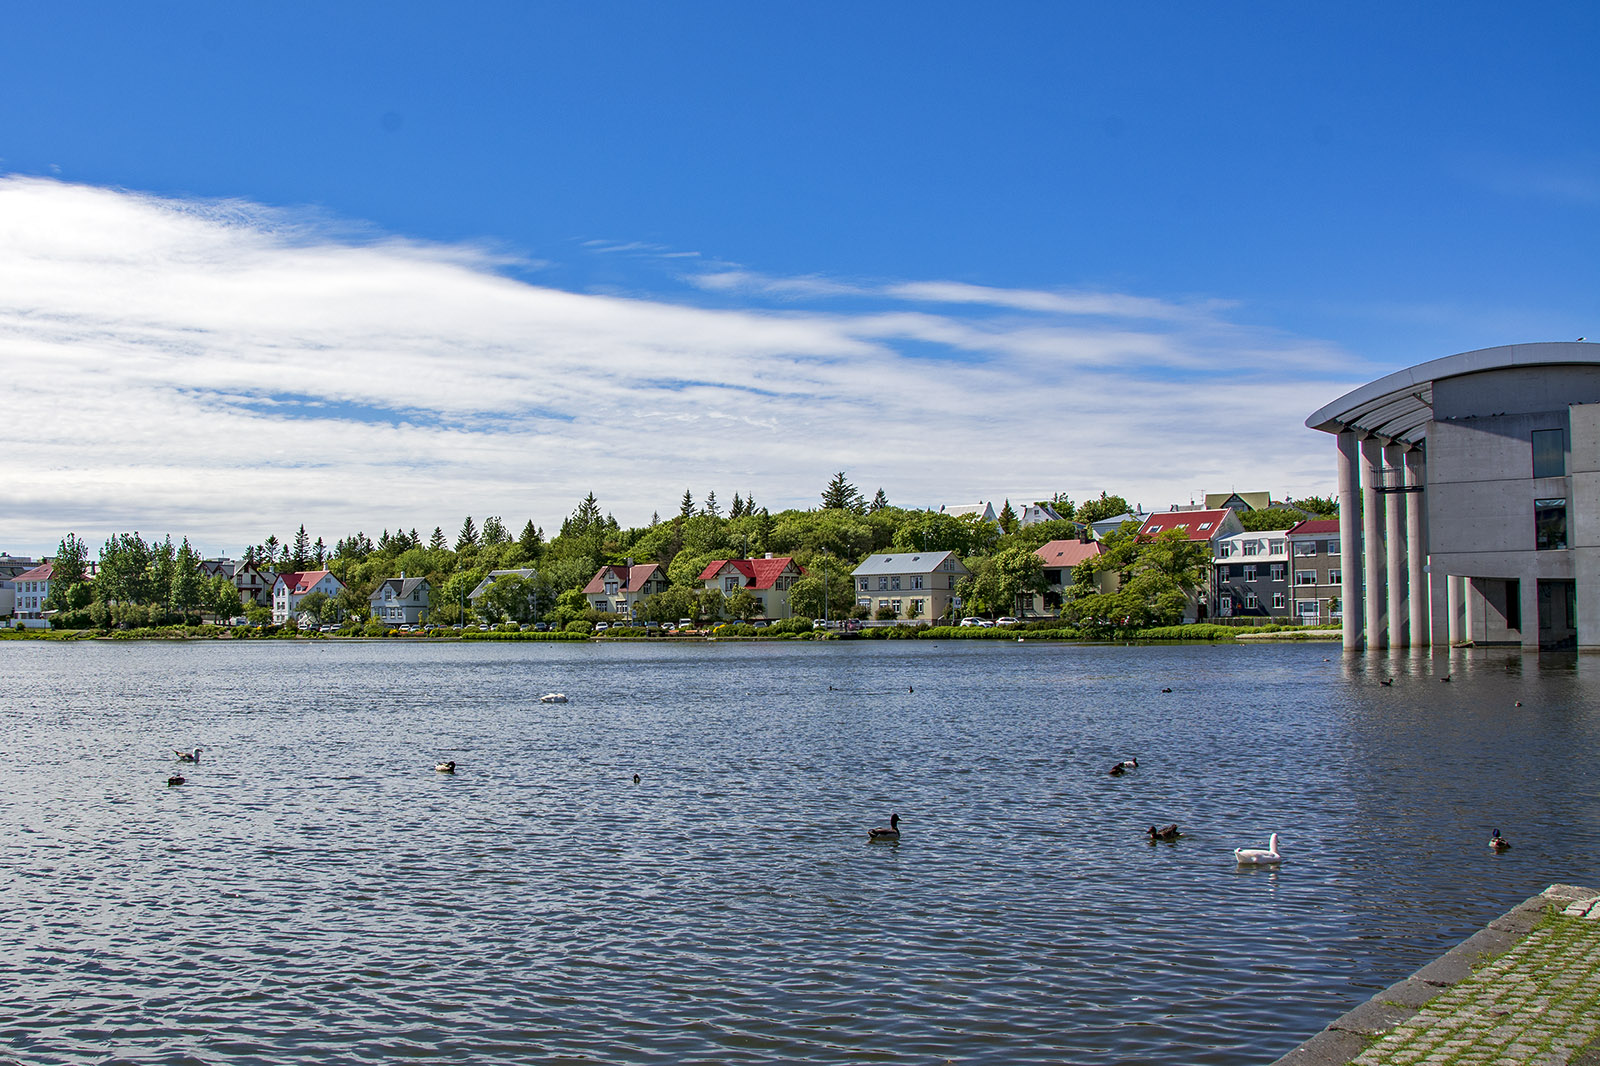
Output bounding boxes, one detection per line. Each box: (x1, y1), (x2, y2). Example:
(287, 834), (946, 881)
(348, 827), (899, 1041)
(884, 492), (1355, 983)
(1306, 340), (1600, 650)
(1284, 519), (1342, 625)
(1214, 530), (1293, 621)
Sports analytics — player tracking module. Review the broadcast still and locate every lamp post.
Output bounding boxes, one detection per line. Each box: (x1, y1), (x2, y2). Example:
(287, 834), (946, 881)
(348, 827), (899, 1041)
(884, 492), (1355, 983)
(821, 549), (830, 624)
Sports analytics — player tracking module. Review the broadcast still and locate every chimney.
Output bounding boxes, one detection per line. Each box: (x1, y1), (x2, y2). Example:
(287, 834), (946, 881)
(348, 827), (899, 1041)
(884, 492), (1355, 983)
(625, 557), (634, 568)
(765, 552), (773, 559)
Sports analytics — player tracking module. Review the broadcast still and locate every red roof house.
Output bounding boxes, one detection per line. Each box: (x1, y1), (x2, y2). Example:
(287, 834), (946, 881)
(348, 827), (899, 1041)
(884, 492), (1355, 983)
(697, 555), (806, 619)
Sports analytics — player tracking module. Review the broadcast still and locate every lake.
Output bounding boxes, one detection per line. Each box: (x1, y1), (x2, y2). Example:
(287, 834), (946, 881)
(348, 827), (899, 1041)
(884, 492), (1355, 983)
(3, 639), (1597, 1064)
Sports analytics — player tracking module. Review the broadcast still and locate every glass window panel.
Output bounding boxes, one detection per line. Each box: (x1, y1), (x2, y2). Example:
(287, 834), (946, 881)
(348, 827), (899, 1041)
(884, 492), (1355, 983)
(1536, 498), (1568, 550)
(1532, 429), (1565, 478)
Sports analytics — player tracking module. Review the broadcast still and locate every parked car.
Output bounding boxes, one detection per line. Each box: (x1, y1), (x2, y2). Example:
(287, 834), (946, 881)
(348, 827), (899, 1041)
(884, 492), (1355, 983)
(995, 616), (1020, 626)
(960, 616), (986, 627)
(594, 622), (609, 632)
(533, 622), (549, 631)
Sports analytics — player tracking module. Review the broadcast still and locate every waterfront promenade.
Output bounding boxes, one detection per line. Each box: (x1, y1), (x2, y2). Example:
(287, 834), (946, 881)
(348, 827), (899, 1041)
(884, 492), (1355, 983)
(1273, 885), (1600, 1066)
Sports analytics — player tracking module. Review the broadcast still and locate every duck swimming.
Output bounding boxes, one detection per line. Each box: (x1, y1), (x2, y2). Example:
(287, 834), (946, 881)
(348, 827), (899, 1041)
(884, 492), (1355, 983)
(1234, 833), (1282, 865)
(435, 761), (456, 774)
(868, 813), (901, 842)
(174, 748), (201, 763)
(1108, 757), (1138, 776)
(1489, 828), (1511, 851)
(1148, 823), (1182, 841)
(167, 775), (186, 787)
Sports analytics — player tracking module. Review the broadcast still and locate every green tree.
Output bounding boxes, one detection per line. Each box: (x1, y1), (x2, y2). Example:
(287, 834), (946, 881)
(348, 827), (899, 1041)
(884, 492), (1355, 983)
(43, 534), (91, 613)
(697, 587), (727, 622)
(98, 532), (155, 606)
(208, 574), (242, 620)
(869, 487), (889, 512)
(482, 516), (510, 545)
(703, 491), (720, 519)
(889, 511), (997, 558)
(820, 471), (864, 513)
(957, 546), (1046, 615)
(726, 588), (760, 620)
(1239, 507), (1307, 531)
(785, 567), (855, 621)
(292, 524), (312, 570)
(429, 526), (448, 550)
(1063, 528), (1208, 635)
(1290, 495), (1339, 516)
(679, 490), (695, 519)
(517, 521), (544, 558)
(171, 538), (203, 615)
(998, 499), (1018, 534)
(1075, 492), (1133, 526)
(297, 590), (330, 624)
(456, 516), (479, 551)
(479, 574), (546, 623)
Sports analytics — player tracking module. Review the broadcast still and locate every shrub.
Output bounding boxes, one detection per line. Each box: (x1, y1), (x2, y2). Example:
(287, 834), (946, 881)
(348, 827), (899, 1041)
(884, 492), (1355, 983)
(564, 620), (594, 635)
(1132, 623), (1237, 641)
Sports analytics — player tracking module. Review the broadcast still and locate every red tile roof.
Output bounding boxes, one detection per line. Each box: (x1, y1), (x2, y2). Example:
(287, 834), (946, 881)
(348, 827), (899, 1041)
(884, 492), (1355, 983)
(1034, 540), (1102, 567)
(1138, 509), (1234, 541)
(696, 557), (804, 590)
(276, 570), (337, 594)
(15, 562), (54, 582)
(1288, 518), (1341, 536)
(583, 563), (663, 596)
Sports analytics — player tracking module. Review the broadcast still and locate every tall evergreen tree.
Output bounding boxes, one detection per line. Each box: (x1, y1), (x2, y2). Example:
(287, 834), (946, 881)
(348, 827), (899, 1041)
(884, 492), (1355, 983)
(263, 535), (281, 567)
(999, 499), (1018, 534)
(172, 538), (202, 614)
(518, 520), (544, 557)
(821, 471), (864, 513)
(703, 491), (720, 519)
(730, 492), (745, 519)
(869, 488), (889, 512)
(313, 537), (327, 566)
(292, 524), (312, 569)
(456, 516), (479, 550)
(430, 526), (448, 550)
(679, 490), (695, 519)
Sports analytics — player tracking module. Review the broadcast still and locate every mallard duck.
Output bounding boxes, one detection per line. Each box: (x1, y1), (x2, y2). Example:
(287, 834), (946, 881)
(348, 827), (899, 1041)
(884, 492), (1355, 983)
(868, 813), (900, 842)
(1489, 829), (1511, 851)
(1148, 823), (1182, 841)
(1234, 833), (1282, 864)
(1108, 757), (1138, 776)
(435, 761), (456, 774)
(174, 748), (201, 763)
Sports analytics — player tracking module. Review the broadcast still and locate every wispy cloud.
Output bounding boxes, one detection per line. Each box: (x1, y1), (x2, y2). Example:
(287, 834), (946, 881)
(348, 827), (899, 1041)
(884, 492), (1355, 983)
(0, 177), (1371, 555)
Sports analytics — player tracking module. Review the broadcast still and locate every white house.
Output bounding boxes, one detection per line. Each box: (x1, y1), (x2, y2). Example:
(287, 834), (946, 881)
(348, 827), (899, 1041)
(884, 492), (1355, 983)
(12, 562), (54, 620)
(271, 569), (345, 625)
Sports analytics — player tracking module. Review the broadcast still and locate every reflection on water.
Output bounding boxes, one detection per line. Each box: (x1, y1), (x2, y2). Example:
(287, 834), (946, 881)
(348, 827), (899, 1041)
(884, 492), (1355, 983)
(2, 640), (1596, 1064)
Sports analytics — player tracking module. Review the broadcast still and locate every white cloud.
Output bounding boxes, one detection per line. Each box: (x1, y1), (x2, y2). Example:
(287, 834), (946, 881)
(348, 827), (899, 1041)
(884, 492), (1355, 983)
(0, 177), (1371, 556)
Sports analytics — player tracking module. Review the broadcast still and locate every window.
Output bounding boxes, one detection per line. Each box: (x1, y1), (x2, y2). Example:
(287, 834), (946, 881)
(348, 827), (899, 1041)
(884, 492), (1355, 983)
(1532, 429), (1565, 478)
(1294, 542), (1317, 556)
(1244, 565), (1257, 582)
(1218, 542), (1235, 558)
(1329, 569), (1342, 585)
(1242, 541), (1260, 556)
(858, 578), (869, 592)
(910, 598), (924, 615)
(1269, 539), (1287, 555)
(912, 575), (924, 589)
(1245, 593), (1258, 609)
(878, 599), (890, 610)
(891, 576), (901, 591)
(1273, 592), (1286, 609)
(878, 576), (889, 591)
(1536, 499), (1568, 550)
(1298, 600), (1321, 618)
(1295, 570), (1317, 586)
(725, 576), (739, 592)
(1327, 539), (1340, 555)
(1270, 564), (1285, 581)
(1198, 521), (1211, 530)
(1219, 595), (1232, 616)
(890, 598), (901, 614)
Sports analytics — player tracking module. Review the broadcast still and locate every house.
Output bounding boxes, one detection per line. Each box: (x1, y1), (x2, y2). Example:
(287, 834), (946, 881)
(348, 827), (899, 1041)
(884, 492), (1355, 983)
(369, 575), (431, 625)
(468, 568), (538, 610)
(851, 551), (969, 622)
(12, 562), (54, 620)
(940, 502), (999, 525)
(1204, 491), (1276, 513)
(1017, 502), (1068, 527)
(1284, 519), (1342, 627)
(1136, 508), (1246, 621)
(1088, 511), (1149, 540)
(1213, 531), (1293, 620)
(271, 570), (345, 625)
(696, 555), (805, 619)
(1027, 539), (1112, 616)
(583, 560), (668, 618)
(200, 558), (276, 609)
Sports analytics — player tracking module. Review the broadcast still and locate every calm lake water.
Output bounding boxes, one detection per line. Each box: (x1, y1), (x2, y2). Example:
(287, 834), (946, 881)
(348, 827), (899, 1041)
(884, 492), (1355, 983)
(3, 639), (1598, 1065)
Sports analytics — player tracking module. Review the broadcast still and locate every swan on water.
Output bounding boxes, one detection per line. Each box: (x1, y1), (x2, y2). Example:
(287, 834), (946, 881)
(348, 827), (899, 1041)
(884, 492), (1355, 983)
(174, 748), (201, 763)
(868, 813), (901, 842)
(540, 693), (569, 703)
(435, 761), (456, 774)
(1108, 757), (1138, 776)
(1489, 828), (1511, 851)
(1234, 833), (1281, 864)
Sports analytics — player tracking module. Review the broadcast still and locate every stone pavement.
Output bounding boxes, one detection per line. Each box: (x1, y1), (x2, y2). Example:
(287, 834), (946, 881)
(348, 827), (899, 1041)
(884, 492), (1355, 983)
(1272, 884), (1600, 1066)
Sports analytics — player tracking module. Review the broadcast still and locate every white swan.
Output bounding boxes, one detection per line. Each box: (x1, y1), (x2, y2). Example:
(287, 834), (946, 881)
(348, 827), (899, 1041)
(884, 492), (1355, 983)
(540, 693), (569, 703)
(1235, 833), (1282, 864)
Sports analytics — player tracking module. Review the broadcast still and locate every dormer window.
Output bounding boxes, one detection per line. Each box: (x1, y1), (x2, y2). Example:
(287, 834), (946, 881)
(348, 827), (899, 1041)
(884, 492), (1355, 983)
(1199, 522), (1212, 530)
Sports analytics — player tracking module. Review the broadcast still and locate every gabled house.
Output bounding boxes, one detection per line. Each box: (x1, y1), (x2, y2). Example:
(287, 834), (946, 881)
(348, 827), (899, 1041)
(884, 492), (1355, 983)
(940, 502), (999, 525)
(1028, 539), (1112, 616)
(1088, 511), (1149, 540)
(1204, 491), (1276, 513)
(11, 562), (53, 620)
(583, 561), (667, 618)
(369, 575), (431, 625)
(851, 551), (969, 623)
(271, 570), (345, 625)
(200, 558), (276, 609)
(1137, 508), (1246, 622)
(468, 568), (538, 609)
(1285, 519), (1342, 626)
(696, 555), (805, 619)
(1212, 531), (1292, 620)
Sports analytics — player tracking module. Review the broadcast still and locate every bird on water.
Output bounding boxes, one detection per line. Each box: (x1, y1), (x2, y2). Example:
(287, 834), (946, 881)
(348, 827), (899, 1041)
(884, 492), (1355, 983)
(1489, 829), (1511, 851)
(1109, 757), (1138, 776)
(868, 814), (901, 842)
(1148, 824), (1182, 842)
(632, 773), (641, 784)
(167, 775), (186, 787)
(174, 748), (201, 763)
(435, 761), (456, 774)
(1380, 679), (1393, 687)
(1234, 833), (1282, 865)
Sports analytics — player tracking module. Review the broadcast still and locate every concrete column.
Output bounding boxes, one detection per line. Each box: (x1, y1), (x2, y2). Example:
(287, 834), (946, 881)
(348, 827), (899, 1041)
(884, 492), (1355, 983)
(1361, 436), (1387, 649)
(1521, 577), (1540, 650)
(1429, 565), (1449, 647)
(1447, 575), (1464, 645)
(1385, 442), (1408, 646)
(1405, 447), (1428, 647)
(1464, 577), (1478, 644)
(1336, 431), (1364, 651)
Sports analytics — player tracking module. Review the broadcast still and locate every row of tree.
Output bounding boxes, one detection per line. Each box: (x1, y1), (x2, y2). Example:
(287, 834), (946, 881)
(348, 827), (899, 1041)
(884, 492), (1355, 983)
(37, 474), (1336, 632)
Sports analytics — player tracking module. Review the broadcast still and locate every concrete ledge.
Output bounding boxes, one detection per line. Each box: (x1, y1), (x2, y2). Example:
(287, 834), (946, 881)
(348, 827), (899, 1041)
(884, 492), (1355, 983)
(1268, 883), (1600, 1066)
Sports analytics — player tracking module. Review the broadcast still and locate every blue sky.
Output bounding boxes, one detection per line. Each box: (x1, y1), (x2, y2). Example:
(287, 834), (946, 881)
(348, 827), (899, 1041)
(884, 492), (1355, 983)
(2, 4), (1597, 556)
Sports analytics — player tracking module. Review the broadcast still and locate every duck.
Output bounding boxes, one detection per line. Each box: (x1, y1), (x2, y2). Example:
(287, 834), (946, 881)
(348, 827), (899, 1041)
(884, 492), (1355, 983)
(1235, 833), (1282, 865)
(1160, 687), (1172, 693)
(1440, 675), (1452, 683)
(1489, 828), (1511, 851)
(1108, 757), (1138, 776)
(167, 775), (186, 787)
(1148, 823), (1182, 842)
(632, 773), (641, 784)
(868, 813), (901, 842)
(435, 761), (456, 774)
(174, 748), (201, 763)
(1380, 679), (1393, 687)
(540, 693), (569, 703)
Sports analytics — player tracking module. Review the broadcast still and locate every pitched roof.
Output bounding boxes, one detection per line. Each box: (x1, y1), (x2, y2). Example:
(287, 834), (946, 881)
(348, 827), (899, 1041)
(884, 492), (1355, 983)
(16, 562), (54, 582)
(851, 551), (967, 576)
(582, 562), (662, 596)
(1287, 518), (1341, 536)
(275, 570), (340, 594)
(1138, 509), (1235, 541)
(1034, 540), (1102, 567)
(369, 576), (430, 602)
(696, 556), (803, 589)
